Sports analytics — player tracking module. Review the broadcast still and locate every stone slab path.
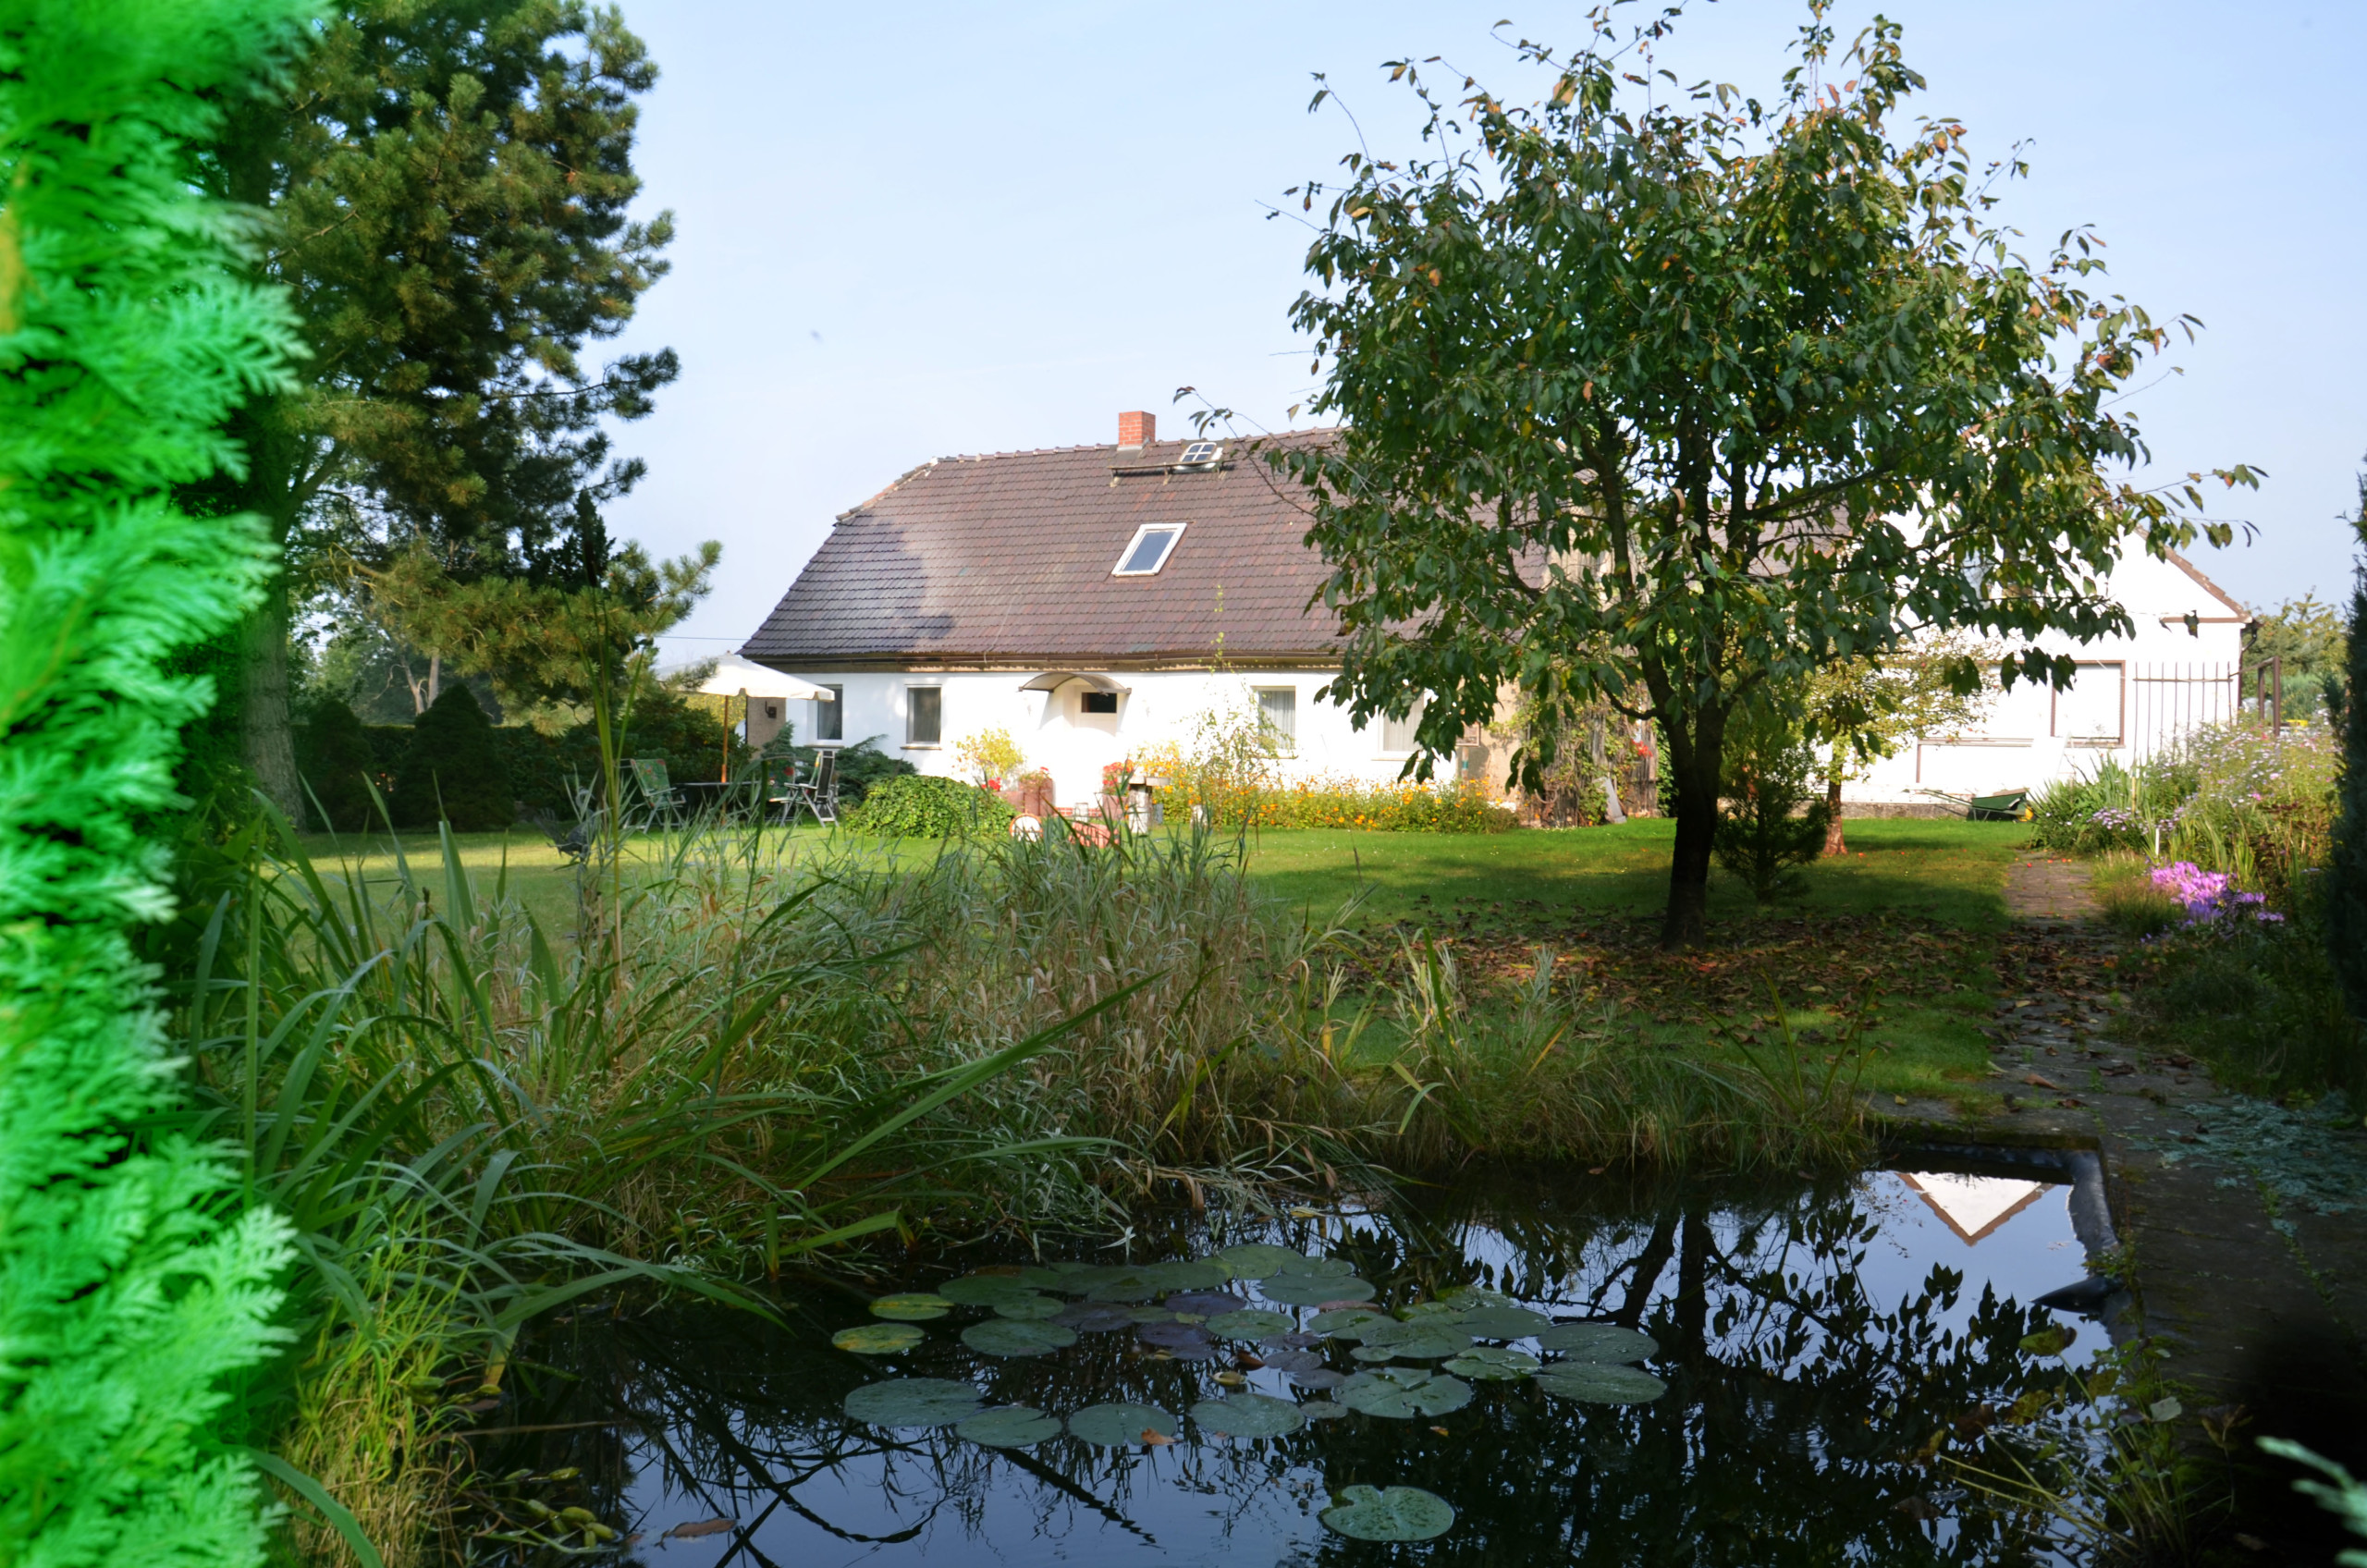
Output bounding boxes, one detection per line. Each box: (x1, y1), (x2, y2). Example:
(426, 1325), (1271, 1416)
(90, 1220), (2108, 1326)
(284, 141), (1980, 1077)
(1888, 858), (2367, 1558)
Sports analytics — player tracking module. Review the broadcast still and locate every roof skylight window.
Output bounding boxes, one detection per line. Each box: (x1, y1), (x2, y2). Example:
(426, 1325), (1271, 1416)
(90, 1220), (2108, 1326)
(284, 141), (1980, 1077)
(1113, 522), (1184, 576)
(1177, 440), (1222, 467)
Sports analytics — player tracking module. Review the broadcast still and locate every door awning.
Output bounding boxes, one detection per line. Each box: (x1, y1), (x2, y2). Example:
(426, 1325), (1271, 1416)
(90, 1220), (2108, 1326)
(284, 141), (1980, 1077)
(1018, 670), (1131, 695)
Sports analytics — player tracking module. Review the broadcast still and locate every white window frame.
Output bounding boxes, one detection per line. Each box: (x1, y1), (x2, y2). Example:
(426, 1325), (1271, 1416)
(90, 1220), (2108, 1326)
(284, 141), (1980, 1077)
(1111, 521), (1186, 577)
(904, 682), (943, 748)
(2053, 661), (2126, 748)
(1254, 685), (1298, 757)
(814, 683), (843, 742)
(1379, 698), (1427, 756)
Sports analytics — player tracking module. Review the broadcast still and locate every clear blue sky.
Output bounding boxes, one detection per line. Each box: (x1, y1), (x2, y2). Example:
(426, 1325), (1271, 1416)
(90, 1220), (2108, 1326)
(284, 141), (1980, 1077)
(601, 1), (2364, 653)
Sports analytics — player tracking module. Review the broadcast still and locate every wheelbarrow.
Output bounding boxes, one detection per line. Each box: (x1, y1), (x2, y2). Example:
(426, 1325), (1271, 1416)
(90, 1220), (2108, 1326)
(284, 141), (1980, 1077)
(1911, 786), (2031, 822)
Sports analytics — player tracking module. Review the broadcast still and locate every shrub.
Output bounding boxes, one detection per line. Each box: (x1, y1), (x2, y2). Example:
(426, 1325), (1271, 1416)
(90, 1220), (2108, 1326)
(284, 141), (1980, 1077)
(295, 697), (380, 830)
(1711, 703), (1829, 900)
(779, 738), (914, 807)
(2165, 723), (2339, 900)
(394, 685), (514, 829)
(2329, 497), (2366, 1026)
(845, 774), (1014, 837)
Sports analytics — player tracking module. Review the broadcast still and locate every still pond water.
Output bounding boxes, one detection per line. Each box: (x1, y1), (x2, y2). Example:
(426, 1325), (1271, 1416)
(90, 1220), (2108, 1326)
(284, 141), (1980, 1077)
(499, 1157), (2110, 1566)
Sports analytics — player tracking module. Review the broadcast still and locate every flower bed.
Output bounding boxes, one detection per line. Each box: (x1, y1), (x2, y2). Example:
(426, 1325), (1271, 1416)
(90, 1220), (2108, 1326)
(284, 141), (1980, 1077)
(1160, 775), (1515, 834)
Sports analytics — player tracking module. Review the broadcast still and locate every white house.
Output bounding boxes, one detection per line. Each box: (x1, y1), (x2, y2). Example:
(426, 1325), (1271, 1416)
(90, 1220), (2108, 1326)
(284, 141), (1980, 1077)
(742, 408), (2250, 815)
(740, 411), (1438, 810)
(1846, 549), (2249, 806)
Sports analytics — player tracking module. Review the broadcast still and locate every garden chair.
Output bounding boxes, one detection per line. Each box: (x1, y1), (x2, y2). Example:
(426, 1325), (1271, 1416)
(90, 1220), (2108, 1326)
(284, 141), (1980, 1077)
(793, 748), (840, 827)
(759, 754), (801, 825)
(625, 757), (684, 830)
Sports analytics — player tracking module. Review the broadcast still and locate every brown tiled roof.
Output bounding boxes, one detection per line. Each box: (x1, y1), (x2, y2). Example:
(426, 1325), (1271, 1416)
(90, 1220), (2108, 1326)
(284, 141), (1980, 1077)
(742, 433), (1344, 668)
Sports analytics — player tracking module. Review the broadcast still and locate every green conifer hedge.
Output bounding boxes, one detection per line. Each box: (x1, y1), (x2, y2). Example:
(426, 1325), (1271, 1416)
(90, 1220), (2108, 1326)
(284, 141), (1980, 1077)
(0, 3), (312, 1562)
(296, 698), (380, 832)
(393, 685), (515, 830)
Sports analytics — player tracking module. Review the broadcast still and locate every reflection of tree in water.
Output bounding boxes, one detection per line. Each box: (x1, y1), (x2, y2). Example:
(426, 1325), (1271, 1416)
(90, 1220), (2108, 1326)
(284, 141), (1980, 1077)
(486, 1173), (2067, 1566)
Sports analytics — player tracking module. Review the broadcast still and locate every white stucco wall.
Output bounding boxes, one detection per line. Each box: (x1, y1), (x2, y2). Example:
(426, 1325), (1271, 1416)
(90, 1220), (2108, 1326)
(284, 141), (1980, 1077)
(1847, 550), (2249, 803)
(764, 668), (1425, 809)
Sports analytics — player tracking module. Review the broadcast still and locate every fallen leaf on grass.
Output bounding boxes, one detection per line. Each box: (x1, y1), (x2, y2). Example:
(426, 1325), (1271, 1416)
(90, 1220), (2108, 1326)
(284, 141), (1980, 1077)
(2024, 1073), (2060, 1090)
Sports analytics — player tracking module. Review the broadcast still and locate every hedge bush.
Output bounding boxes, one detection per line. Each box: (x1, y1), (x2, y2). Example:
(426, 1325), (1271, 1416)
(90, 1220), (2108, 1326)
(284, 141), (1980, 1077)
(294, 697), (380, 830)
(844, 774), (1014, 838)
(393, 686), (513, 829)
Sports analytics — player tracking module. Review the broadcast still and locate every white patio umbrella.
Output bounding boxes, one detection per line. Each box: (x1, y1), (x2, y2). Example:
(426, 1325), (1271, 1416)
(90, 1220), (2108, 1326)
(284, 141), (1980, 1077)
(692, 654), (826, 780)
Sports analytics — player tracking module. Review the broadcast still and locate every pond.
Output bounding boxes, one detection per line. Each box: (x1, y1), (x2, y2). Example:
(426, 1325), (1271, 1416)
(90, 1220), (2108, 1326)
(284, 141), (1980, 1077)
(482, 1152), (2119, 1565)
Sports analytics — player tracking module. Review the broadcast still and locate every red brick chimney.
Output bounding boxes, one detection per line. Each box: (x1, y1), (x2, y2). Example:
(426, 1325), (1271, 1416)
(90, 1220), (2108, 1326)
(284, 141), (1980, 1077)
(1117, 410), (1156, 448)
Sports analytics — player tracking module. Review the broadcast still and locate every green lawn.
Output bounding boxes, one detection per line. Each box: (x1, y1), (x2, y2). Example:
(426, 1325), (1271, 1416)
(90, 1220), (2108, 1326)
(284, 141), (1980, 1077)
(294, 815), (2025, 1113)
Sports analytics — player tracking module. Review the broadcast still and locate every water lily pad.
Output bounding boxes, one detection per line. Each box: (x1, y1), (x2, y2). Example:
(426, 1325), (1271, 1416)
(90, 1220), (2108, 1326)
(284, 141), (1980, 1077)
(1535, 1322), (1658, 1362)
(1290, 1367), (1348, 1390)
(1137, 1320), (1216, 1353)
(1401, 1301), (1465, 1319)
(1213, 1243), (1303, 1278)
(831, 1322), (926, 1355)
(1338, 1366), (1473, 1418)
(938, 1275), (1038, 1306)
(843, 1378), (982, 1427)
(1361, 1318), (1474, 1350)
(1085, 1271), (1161, 1303)
(1259, 1331), (1324, 1351)
(1351, 1329), (1470, 1363)
(1274, 1254), (1358, 1278)
(961, 1319), (1077, 1357)
(1443, 1346), (1540, 1380)
(1257, 1348), (1326, 1374)
(1189, 1393), (1305, 1438)
(1016, 1265), (1077, 1291)
(1143, 1260), (1232, 1292)
(1126, 1304), (1180, 1322)
(1307, 1307), (1392, 1340)
(1298, 1399), (1351, 1421)
(991, 1294), (1064, 1321)
(1051, 1302), (1135, 1333)
(1452, 1305), (1553, 1339)
(1208, 1309), (1295, 1341)
(1167, 1292), (1251, 1318)
(1262, 1275), (1375, 1307)
(1068, 1403), (1179, 1447)
(868, 1293), (955, 1322)
(955, 1405), (1062, 1447)
(1320, 1485), (1456, 1542)
(1534, 1363), (1666, 1404)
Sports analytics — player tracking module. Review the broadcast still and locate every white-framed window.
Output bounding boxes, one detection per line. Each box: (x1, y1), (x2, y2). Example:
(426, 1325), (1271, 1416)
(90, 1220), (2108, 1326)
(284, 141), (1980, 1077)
(815, 683), (843, 741)
(1256, 686), (1297, 756)
(2054, 662), (2125, 747)
(905, 683), (942, 747)
(1080, 691), (1119, 715)
(1380, 699), (1426, 754)
(1112, 521), (1185, 576)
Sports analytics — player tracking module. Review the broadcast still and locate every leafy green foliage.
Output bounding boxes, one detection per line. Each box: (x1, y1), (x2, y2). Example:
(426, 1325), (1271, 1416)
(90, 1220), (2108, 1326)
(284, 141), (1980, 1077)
(393, 685), (513, 830)
(1712, 702), (1832, 901)
(296, 697), (381, 831)
(1271, 10), (2253, 944)
(2332, 484), (2367, 1028)
(2249, 593), (2350, 721)
(846, 775), (1015, 839)
(0, 1), (312, 1560)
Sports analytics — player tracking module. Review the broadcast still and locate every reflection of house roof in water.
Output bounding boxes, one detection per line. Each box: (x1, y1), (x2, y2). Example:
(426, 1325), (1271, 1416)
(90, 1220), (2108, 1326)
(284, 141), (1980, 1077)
(1899, 1171), (2052, 1246)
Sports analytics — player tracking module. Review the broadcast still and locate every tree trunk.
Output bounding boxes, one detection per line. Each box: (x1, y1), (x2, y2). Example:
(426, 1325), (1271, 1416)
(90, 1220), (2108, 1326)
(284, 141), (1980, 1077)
(1822, 767), (1847, 857)
(1660, 705), (1727, 949)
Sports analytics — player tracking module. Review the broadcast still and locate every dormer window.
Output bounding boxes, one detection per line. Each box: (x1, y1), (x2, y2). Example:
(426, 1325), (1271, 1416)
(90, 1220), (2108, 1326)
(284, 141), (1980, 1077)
(1113, 521), (1184, 576)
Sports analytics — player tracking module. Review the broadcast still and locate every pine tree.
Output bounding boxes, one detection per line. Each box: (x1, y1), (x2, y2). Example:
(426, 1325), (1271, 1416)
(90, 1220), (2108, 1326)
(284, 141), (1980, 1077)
(394, 686), (514, 831)
(2328, 480), (2367, 1027)
(0, 2), (308, 1562)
